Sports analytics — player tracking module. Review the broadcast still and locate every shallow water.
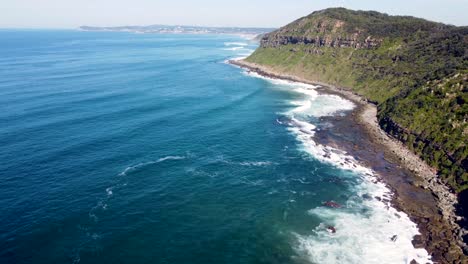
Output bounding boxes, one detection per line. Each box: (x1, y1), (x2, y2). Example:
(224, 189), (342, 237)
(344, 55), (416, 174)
(0, 30), (431, 263)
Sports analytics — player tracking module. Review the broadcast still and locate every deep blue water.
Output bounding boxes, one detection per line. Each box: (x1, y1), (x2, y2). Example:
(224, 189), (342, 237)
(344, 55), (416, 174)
(0, 30), (431, 264)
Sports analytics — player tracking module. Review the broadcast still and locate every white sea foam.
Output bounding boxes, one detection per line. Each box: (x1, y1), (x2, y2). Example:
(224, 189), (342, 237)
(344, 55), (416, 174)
(156, 155), (186, 163)
(224, 42), (249, 46)
(243, 70), (318, 90)
(242, 69), (355, 117)
(290, 117), (316, 136)
(216, 158), (275, 167)
(288, 109), (432, 263)
(239, 161), (273, 167)
(242, 70), (432, 263)
(288, 86), (355, 117)
(119, 155), (185, 176)
(223, 46), (245, 51)
(224, 46), (256, 62)
(229, 56), (249, 61)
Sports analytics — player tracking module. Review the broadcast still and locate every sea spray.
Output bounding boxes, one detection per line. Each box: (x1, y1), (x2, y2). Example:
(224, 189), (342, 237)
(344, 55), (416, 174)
(242, 67), (433, 263)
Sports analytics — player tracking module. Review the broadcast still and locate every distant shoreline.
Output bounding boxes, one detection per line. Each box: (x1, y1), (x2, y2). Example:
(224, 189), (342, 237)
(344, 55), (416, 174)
(78, 27), (265, 41)
(78, 25), (273, 38)
(228, 58), (467, 261)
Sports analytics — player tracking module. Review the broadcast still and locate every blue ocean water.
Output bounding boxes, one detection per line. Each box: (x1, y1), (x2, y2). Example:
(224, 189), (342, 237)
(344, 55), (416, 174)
(0, 30), (431, 263)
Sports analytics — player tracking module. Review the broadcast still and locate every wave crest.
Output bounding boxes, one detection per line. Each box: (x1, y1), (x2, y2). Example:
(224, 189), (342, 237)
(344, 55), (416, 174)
(288, 115), (432, 263)
(224, 42), (248, 46)
(119, 155), (185, 176)
(242, 70), (432, 263)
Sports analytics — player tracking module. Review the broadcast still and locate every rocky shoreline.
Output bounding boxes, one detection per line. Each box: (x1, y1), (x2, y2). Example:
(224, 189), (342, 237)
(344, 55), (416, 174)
(229, 59), (467, 263)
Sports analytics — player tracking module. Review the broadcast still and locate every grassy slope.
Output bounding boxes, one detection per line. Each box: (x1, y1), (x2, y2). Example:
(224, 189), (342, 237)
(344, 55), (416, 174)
(246, 8), (468, 192)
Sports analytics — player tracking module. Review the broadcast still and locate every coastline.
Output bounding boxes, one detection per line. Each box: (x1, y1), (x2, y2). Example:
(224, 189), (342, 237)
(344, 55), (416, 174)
(229, 59), (467, 262)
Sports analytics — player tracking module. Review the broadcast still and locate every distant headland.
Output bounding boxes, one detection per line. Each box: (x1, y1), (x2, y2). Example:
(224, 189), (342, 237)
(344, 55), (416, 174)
(79, 25), (274, 37)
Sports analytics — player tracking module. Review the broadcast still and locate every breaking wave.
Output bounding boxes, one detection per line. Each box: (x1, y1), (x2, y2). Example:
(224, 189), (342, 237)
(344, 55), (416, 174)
(89, 155), (186, 221)
(223, 46), (245, 51)
(224, 42), (249, 46)
(238, 161), (273, 167)
(119, 155), (186, 176)
(290, 122), (432, 263)
(244, 69), (432, 263)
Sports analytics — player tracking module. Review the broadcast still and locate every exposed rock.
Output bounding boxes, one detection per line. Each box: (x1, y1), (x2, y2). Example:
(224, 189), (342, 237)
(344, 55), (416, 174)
(228, 59), (468, 263)
(260, 34), (382, 49)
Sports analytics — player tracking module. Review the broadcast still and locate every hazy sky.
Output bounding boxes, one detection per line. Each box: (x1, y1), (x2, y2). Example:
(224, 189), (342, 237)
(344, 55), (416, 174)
(2, 0), (468, 28)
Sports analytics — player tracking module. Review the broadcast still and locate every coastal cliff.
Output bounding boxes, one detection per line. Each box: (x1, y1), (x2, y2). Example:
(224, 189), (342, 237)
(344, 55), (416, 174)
(241, 7), (467, 262)
(246, 8), (467, 199)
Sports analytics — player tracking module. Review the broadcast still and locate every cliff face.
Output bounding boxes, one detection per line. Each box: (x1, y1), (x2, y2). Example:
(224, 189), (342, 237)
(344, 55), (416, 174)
(260, 34), (382, 49)
(259, 8), (451, 49)
(246, 8), (468, 192)
(259, 13), (384, 49)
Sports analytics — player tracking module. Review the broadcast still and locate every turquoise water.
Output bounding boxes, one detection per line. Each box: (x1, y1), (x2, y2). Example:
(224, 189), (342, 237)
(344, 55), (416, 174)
(0, 30), (431, 263)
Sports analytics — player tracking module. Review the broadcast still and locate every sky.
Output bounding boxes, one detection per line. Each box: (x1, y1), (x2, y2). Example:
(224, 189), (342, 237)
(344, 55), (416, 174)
(1, 0), (468, 29)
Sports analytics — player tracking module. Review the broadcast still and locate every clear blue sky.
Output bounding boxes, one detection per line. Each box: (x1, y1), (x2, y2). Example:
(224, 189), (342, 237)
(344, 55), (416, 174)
(2, 0), (467, 28)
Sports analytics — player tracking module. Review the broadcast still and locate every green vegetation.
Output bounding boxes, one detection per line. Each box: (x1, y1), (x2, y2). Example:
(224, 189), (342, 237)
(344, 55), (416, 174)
(267, 8), (452, 44)
(246, 8), (468, 192)
(380, 72), (468, 191)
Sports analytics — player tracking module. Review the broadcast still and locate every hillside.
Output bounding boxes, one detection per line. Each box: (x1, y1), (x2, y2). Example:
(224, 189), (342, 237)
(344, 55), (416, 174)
(245, 8), (468, 193)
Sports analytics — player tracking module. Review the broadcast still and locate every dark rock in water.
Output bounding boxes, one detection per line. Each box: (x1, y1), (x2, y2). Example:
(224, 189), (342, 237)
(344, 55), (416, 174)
(362, 193), (372, 200)
(412, 235), (425, 248)
(276, 116), (292, 126)
(235, 9), (468, 257)
(327, 226), (337, 233)
(323, 201), (341, 208)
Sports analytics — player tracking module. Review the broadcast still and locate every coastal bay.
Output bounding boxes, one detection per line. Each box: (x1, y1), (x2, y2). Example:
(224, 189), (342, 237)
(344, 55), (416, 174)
(0, 30), (442, 263)
(1, 2), (467, 264)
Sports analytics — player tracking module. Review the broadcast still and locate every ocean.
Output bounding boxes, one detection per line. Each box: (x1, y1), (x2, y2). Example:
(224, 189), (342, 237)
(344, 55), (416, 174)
(0, 30), (431, 263)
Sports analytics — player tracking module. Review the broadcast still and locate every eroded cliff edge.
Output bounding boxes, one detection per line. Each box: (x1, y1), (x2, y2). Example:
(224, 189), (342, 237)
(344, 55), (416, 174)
(242, 7), (468, 263)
